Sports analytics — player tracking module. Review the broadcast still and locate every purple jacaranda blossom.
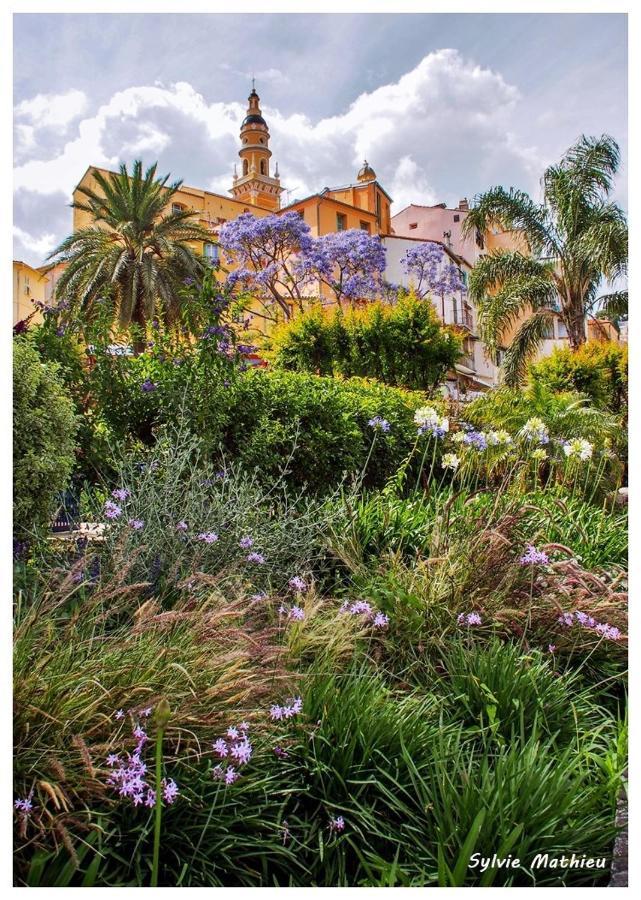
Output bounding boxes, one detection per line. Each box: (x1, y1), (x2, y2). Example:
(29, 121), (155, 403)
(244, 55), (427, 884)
(401, 242), (466, 300)
(520, 545), (549, 566)
(104, 500), (122, 520)
(197, 532), (219, 544)
(246, 552), (266, 564)
(302, 230), (386, 304)
(239, 536), (254, 549)
(128, 519), (144, 531)
(368, 416), (391, 433)
(329, 815), (346, 833)
(288, 576), (307, 593)
(220, 212), (314, 319)
(112, 488), (130, 502)
(141, 379), (157, 393)
(213, 739), (229, 758)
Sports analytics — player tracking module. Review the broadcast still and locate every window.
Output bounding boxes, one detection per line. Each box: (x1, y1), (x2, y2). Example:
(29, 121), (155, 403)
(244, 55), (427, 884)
(172, 203), (185, 214)
(243, 160), (249, 176)
(336, 213), (347, 231)
(556, 320), (569, 338)
(360, 220), (370, 232)
(260, 160), (266, 175)
(409, 222), (418, 230)
(542, 320), (555, 340)
(453, 214), (460, 223)
(204, 243), (219, 265)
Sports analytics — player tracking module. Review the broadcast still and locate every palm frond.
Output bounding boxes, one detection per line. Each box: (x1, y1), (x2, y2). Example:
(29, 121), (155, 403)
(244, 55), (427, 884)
(501, 310), (556, 387)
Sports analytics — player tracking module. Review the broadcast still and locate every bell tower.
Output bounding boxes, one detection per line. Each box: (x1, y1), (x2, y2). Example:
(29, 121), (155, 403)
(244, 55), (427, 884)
(230, 83), (283, 211)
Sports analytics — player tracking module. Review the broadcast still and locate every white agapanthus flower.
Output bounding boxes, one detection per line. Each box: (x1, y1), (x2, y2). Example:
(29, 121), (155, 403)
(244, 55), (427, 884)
(520, 417), (550, 444)
(563, 438), (593, 461)
(441, 453), (460, 470)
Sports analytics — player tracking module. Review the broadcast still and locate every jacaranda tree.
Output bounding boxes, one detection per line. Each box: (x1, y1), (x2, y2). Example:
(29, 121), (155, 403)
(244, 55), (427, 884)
(220, 211), (313, 323)
(221, 213), (388, 322)
(49, 161), (212, 345)
(303, 230), (386, 307)
(463, 134), (628, 385)
(401, 242), (467, 300)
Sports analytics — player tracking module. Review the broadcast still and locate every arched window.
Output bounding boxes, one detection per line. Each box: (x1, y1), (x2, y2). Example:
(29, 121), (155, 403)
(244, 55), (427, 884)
(243, 159), (249, 176)
(260, 160), (266, 175)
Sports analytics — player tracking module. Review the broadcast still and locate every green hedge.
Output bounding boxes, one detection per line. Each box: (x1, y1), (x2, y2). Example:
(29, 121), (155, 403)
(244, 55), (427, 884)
(13, 338), (77, 535)
(269, 294), (461, 391)
(530, 340), (627, 413)
(221, 370), (430, 492)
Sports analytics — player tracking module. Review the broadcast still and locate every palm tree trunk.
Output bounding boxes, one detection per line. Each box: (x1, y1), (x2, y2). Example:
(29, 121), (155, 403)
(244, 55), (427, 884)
(565, 307), (587, 350)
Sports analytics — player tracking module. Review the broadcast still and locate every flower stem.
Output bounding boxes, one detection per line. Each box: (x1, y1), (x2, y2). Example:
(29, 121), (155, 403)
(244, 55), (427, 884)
(151, 723), (165, 887)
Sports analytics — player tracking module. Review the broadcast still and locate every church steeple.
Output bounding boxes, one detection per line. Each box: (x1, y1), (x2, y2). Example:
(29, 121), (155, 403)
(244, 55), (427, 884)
(230, 85), (283, 211)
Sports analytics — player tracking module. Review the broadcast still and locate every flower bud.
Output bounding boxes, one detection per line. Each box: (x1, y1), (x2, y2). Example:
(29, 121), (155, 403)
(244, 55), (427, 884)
(154, 698), (171, 729)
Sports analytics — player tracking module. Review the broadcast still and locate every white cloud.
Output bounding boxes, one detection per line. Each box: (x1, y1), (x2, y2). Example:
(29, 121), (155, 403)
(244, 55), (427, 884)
(13, 225), (57, 258)
(13, 50), (549, 264)
(15, 88), (88, 129)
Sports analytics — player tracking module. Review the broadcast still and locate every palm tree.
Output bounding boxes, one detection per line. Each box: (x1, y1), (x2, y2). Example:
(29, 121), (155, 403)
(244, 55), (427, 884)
(463, 135), (628, 385)
(49, 161), (212, 343)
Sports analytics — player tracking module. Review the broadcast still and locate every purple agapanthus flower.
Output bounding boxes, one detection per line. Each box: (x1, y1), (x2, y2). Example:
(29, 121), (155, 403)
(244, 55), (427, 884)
(162, 779), (179, 804)
(197, 532), (219, 544)
(175, 521), (188, 532)
(368, 416), (391, 433)
(128, 519), (144, 530)
(457, 612), (482, 626)
(329, 815), (345, 833)
(112, 488), (130, 502)
(239, 536), (254, 549)
(213, 739), (229, 758)
(289, 605), (305, 621)
(141, 379), (157, 393)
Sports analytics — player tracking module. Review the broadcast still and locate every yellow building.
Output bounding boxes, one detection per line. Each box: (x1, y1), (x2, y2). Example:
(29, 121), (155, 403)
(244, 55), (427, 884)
(13, 260), (47, 326)
(73, 88), (393, 259)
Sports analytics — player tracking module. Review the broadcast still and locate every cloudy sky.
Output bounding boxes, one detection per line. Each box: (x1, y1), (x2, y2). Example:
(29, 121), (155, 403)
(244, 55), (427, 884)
(13, 12), (627, 267)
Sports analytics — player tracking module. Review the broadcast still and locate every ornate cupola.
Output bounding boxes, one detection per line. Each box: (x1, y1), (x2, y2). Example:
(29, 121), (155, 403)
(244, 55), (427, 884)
(230, 83), (283, 211)
(357, 160), (377, 183)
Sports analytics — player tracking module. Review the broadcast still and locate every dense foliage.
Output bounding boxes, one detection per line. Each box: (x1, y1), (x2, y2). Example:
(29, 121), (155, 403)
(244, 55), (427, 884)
(13, 339), (78, 536)
(530, 340), (628, 414)
(270, 294), (461, 391)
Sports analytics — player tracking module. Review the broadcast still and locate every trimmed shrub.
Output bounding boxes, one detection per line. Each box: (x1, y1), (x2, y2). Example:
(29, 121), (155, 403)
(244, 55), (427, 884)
(221, 370), (433, 492)
(13, 338), (77, 536)
(530, 340), (628, 413)
(269, 293), (461, 391)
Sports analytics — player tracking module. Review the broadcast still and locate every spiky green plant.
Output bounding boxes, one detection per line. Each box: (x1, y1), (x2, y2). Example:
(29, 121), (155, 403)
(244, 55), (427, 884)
(48, 161), (212, 341)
